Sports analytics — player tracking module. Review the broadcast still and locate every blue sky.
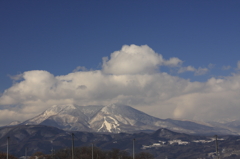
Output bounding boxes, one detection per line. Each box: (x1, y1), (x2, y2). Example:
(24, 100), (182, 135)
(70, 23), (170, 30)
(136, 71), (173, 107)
(0, 0), (240, 125)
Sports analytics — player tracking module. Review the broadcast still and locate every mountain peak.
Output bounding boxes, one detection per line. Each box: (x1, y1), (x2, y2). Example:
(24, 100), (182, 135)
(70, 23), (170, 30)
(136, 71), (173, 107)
(40, 104), (77, 117)
(48, 104), (77, 111)
(105, 103), (128, 108)
(101, 103), (128, 114)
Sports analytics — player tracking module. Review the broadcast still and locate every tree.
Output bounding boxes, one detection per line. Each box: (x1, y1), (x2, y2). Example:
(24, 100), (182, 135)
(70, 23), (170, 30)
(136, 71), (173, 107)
(29, 151), (51, 159)
(54, 149), (71, 159)
(135, 152), (154, 159)
(53, 146), (153, 159)
(107, 148), (131, 159)
(0, 152), (18, 159)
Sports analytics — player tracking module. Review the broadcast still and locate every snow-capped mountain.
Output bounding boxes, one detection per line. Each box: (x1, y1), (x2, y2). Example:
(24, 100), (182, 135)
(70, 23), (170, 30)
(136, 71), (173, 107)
(19, 104), (239, 135)
(22, 104), (161, 133)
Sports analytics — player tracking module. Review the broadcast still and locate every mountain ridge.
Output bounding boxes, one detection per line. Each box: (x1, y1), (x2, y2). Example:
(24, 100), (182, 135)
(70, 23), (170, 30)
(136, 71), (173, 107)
(11, 103), (239, 135)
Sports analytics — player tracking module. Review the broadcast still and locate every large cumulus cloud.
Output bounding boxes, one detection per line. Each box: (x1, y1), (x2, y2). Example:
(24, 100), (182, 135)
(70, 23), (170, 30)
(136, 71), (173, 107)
(0, 44), (240, 125)
(102, 45), (182, 74)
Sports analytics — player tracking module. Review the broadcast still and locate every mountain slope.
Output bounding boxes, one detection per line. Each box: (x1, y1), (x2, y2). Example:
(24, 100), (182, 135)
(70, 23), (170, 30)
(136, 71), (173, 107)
(22, 104), (93, 131)
(89, 104), (163, 133)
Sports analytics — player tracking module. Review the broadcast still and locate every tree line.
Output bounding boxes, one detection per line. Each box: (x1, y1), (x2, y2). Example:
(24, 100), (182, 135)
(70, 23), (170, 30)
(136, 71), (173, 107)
(0, 146), (154, 159)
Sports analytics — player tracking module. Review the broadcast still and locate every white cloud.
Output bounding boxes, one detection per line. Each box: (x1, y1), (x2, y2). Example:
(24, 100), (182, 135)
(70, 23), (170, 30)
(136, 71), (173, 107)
(0, 70), (191, 125)
(237, 61), (240, 70)
(0, 45), (240, 126)
(170, 75), (240, 121)
(222, 65), (231, 70)
(8, 73), (23, 81)
(72, 66), (87, 72)
(102, 44), (182, 75)
(194, 67), (208, 76)
(178, 66), (208, 76)
(102, 45), (164, 75)
(178, 66), (196, 73)
(208, 63), (215, 69)
(163, 57), (183, 67)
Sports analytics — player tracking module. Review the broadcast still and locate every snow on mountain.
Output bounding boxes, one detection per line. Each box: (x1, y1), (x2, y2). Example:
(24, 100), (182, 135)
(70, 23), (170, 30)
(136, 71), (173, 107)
(97, 116), (121, 133)
(7, 121), (21, 126)
(19, 103), (240, 135)
(101, 104), (158, 125)
(22, 104), (92, 131)
(89, 104), (163, 133)
(23, 104), (79, 124)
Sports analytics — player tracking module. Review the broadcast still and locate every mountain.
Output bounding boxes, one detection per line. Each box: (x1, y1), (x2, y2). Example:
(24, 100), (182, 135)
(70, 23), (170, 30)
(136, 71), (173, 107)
(19, 104), (238, 135)
(222, 120), (240, 130)
(1, 125), (240, 158)
(22, 104), (163, 133)
(7, 121), (21, 126)
(22, 104), (93, 131)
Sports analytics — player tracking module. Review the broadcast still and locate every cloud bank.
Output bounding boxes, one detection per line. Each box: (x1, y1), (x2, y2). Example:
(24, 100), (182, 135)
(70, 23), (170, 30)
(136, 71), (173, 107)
(0, 44), (240, 125)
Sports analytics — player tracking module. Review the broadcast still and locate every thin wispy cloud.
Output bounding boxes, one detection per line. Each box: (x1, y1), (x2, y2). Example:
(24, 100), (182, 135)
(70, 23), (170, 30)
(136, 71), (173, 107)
(72, 66), (87, 72)
(222, 65), (231, 70)
(178, 66), (208, 76)
(8, 73), (23, 81)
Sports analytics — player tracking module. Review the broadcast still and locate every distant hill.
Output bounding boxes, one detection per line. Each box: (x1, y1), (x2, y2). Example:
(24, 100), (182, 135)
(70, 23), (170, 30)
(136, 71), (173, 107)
(1, 125), (240, 158)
